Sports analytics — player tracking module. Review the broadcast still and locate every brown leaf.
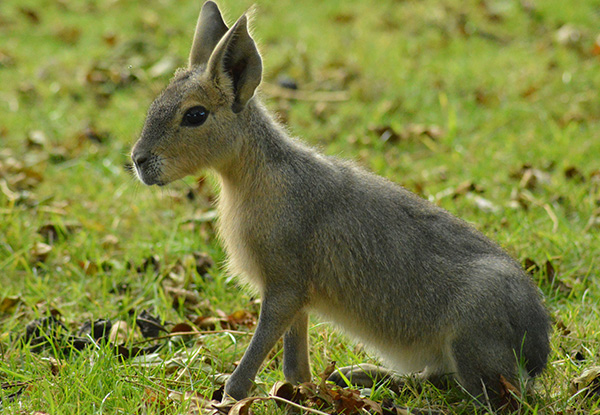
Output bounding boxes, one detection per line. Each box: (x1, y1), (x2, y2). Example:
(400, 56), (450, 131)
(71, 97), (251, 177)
(30, 241), (52, 263)
(194, 316), (222, 331)
(571, 366), (600, 398)
(19, 7), (40, 24)
(593, 34), (600, 56)
(55, 26), (81, 44)
(227, 310), (256, 329)
(555, 319), (572, 335)
(564, 166), (585, 182)
(101, 234), (119, 249)
(320, 361), (337, 390)
(370, 124), (444, 144)
(136, 310), (166, 338)
(228, 397), (259, 415)
(109, 320), (130, 344)
(26, 130), (49, 148)
(498, 375), (521, 412)
(545, 260), (556, 283)
(269, 381), (297, 402)
(165, 286), (201, 308)
(0, 296), (21, 314)
(452, 180), (484, 199)
(330, 387), (365, 414)
(103, 32), (118, 47)
(170, 322), (194, 334)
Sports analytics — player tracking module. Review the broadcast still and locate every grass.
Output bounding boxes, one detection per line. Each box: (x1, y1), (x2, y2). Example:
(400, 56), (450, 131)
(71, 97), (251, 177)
(1, 0), (599, 413)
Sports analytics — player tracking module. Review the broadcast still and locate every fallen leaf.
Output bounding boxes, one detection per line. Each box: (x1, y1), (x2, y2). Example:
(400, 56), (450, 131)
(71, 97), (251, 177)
(148, 55), (178, 78)
(523, 258), (539, 275)
(228, 397), (257, 415)
(109, 320), (130, 344)
(555, 24), (581, 46)
(498, 375), (521, 412)
(136, 310), (167, 338)
(227, 310), (256, 329)
(329, 387), (365, 414)
(132, 254), (161, 274)
(571, 366), (600, 398)
(370, 124), (444, 144)
(165, 286), (202, 308)
(79, 319), (112, 343)
(18, 7), (40, 24)
(55, 26), (81, 44)
(0, 296), (22, 314)
(30, 241), (52, 263)
(593, 34), (600, 56)
(26, 130), (49, 148)
(564, 166), (585, 182)
(170, 322), (194, 334)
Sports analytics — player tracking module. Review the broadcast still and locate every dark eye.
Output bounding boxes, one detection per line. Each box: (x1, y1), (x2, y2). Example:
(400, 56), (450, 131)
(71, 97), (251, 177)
(181, 106), (209, 127)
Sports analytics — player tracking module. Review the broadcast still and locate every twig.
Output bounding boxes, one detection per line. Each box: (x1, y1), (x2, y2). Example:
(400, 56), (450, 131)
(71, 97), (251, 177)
(262, 82), (349, 102)
(238, 396), (331, 415)
(131, 329), (251, 346)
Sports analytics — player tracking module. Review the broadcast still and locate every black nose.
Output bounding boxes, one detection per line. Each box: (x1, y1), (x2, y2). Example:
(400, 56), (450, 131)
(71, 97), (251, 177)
(133, 152), (149, 168)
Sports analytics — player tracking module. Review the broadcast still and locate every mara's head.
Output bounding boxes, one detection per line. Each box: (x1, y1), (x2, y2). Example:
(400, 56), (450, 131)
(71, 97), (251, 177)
(131, 1), (262, 186)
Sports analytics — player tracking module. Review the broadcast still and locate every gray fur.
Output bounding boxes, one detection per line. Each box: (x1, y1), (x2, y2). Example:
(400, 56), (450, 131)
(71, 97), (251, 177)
(131, 1), (551, 406)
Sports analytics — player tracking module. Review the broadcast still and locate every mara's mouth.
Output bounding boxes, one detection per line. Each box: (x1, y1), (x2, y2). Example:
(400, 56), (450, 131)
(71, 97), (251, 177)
(134, 164), (163, 186)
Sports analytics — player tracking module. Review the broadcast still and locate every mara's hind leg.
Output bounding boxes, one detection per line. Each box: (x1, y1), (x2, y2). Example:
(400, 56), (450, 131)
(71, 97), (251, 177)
(328, 364), (451, 393)
(450, 335), (519, 406)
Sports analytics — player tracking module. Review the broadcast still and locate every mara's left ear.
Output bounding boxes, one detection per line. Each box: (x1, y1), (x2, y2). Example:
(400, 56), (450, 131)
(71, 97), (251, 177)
(189, 1), (229, 68)
(206, 14), (262, 113)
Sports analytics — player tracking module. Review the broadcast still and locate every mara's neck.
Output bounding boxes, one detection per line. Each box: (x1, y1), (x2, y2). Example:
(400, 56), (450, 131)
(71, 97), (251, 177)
(216, 99), (298, 195)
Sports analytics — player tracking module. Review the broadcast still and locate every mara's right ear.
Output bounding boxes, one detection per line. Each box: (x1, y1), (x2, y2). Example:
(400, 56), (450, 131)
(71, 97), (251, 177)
(206, 14), (262, 113)
(189, 1), (229, 68)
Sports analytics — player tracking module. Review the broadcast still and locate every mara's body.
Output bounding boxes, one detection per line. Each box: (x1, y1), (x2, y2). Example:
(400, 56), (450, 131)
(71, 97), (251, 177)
(131, 1), (551, 406)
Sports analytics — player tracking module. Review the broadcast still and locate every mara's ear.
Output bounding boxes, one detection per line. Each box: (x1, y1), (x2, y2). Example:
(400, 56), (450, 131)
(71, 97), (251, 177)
(206, 14), (262, 113)
(189, 1), (229, 68)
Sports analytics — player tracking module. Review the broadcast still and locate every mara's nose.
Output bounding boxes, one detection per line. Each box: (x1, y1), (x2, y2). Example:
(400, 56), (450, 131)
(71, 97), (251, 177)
(132, 151), (149, 168)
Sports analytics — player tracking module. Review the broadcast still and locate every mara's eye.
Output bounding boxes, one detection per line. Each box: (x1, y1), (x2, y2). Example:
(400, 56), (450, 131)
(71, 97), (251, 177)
(181, 106), (209, 127)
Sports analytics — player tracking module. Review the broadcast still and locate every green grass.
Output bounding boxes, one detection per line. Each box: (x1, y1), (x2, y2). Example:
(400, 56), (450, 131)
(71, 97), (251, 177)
(1, 0), (599, 413)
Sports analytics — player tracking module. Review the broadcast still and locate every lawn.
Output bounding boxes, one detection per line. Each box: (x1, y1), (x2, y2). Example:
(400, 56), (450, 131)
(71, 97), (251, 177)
(1, 0), (599, 413)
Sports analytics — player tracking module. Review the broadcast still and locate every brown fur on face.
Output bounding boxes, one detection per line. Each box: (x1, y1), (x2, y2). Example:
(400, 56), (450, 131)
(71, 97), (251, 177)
(132, 68), (236, 185)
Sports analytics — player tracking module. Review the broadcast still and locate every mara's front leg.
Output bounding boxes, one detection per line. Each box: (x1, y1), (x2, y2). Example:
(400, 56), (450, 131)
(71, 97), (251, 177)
(224, 287), (305, 401)
(283, 311), (311, 384)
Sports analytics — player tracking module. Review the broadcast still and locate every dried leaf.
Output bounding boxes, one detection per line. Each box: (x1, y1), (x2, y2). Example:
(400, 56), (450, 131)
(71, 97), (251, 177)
(170, 322), (194, 334)
(0, 296), (21, 314)
(270, 381), (297, 402)
(19, 7), (40, 24)
(571, 366), (600, 398)
(498, 375), (521, 412)
(370, 123), (444, 144)
(320, 361), (337, 390)
(30, 241), (52, 263)
(330, 387), (365, 414)
(55, 26), (81, 44)
(136, 310), (167, 338)
(555, 24), (581, 46)
(564, 166), (585, 182)
(26, 130), (49, 148)
(79, 319), (112, 342)
(109, 320), (130, 344)
(165, 287), (201, 308)
(228, 397), (258, 415)
(101, 234), (119, 248)
(593, 34), (600, 56)
(523, 258), (539, 275)
(148, 56), (178, 78)
(227, 310), (256, 329)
